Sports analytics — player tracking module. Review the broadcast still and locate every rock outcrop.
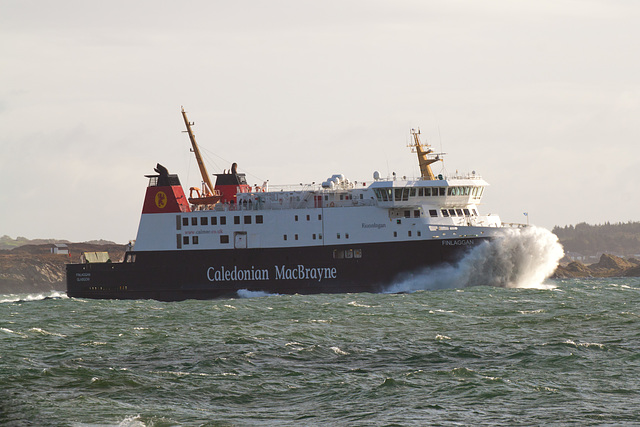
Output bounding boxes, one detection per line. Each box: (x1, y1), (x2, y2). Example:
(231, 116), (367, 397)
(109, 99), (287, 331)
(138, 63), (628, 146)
(552, 254), (640, 279)
(0, 243), (126, 294)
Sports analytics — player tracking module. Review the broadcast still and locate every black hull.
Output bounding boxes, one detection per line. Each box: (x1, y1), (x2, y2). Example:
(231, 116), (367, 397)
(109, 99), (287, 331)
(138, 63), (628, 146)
(66, 237), (488, 301)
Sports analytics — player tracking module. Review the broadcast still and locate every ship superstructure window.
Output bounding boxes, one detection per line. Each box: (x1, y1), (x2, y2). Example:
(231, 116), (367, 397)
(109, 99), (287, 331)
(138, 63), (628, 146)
(394, 188), (410, 201)
(441, 209), (449, 217)
(408, 231), (412, 237)
(193, 236), (199, 244)
(429, 209), (438, 217)
(244, 216), (251, 224)
(449, 209), (456, 217)
(284, 235), (288, 241)
(295, 234), (299, 240)
(337, 233), (341, 239)
(183, 217), (189, 227)
(313, 234), (316, 240)
(345, 233), (349, 239)
(234, 216), (240, 225)
(211, 217), (218, 225)
(220, 217), (227, 225)
(201, 217), (208, 226)
(456, 209), (464, 216)
(404, 210), (411, 218)
(295, 215), (299, 221)
(191, 217), (197, 226)
(414, 210), (420, 218)
(220, 235), (229, 244)
(306, 215), (310, 221)
(318, 214), (322, 220)
(256, 215), (263, 224)
(183, 236), (189, 245)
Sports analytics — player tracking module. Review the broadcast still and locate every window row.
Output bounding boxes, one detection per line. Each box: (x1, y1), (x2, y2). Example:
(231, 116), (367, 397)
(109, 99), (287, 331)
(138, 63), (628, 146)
(441, 208), (478, 217)
(392, 231), (423, 237)
(179, 234), (230, 246)
(284, 233), (324, 241)
(373, 186), (483, 202)
(295, 214), (322, 221)
(181, 215), (264, 227)
(333, 248), (363, 259)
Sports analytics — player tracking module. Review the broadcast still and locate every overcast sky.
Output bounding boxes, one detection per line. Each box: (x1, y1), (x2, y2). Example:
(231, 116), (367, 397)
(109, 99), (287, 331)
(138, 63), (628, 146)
(1, 0), (639, 243)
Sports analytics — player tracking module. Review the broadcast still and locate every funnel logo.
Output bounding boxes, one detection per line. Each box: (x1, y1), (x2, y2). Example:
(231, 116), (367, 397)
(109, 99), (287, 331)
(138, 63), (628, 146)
(155, 191), (168, 209)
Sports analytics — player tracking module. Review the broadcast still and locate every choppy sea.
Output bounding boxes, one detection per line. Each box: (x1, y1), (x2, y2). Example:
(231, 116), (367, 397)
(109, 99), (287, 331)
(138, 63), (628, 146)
(2, 228), (640, 426)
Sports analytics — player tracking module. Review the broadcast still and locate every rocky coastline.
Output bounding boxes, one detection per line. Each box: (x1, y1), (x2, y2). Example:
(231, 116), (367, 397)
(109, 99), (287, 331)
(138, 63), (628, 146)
(552, 253), (640, 279)
(0, 243), (126, 294)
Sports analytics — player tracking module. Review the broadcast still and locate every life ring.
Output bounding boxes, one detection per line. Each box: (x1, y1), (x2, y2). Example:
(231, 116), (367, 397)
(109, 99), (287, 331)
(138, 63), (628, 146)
(329, 202), (335, 207)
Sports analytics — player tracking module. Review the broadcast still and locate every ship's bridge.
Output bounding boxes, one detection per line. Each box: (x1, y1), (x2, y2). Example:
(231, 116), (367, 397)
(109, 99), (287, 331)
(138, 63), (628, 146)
(369, 177), (487, 208)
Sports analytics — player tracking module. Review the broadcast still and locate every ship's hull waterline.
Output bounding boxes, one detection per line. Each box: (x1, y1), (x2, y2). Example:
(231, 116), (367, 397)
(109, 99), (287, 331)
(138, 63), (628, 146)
(67, 237), (488, 301)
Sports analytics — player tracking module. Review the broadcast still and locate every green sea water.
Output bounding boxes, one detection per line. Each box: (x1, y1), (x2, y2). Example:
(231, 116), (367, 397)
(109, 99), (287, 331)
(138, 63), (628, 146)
(1, 277), (640, 426)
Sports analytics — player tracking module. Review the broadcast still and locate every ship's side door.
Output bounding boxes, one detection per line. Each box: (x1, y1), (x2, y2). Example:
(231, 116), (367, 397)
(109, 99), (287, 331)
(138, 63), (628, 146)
(234, 232), (248, 249)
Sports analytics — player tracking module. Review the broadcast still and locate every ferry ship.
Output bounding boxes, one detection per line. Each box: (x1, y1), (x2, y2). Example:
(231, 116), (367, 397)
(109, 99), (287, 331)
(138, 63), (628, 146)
(66, 108), (513, 301)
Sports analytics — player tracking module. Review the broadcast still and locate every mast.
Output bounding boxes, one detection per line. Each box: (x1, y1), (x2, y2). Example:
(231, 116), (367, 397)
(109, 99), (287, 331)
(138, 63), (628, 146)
(181, 107), (215, 197)
(409, 128), (440, 180)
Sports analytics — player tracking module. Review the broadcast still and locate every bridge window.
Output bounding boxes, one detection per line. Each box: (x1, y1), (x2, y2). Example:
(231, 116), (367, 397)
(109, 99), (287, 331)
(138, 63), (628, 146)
(449, 209), (456, 217)
(456, 209), (464, 216)
(463, 209), (470, 216)
(441, 209), (449, 217)
(429, 209), (438, 217)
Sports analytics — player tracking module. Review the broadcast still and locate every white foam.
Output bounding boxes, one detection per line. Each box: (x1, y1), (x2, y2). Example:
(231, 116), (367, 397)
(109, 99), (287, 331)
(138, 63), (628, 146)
(0, 290), (67, 304)
(386, 226), (564, 293)
(236, 289), (278, 298)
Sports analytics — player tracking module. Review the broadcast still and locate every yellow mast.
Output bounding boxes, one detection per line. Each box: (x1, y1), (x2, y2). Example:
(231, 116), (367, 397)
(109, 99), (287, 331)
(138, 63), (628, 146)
(409, 128), (440, 180)
(181, 107), (215, 197)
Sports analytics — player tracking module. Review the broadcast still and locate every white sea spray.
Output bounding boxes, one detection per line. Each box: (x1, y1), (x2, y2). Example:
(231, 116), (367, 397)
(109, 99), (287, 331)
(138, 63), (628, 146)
(386, 226), (564, 293)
